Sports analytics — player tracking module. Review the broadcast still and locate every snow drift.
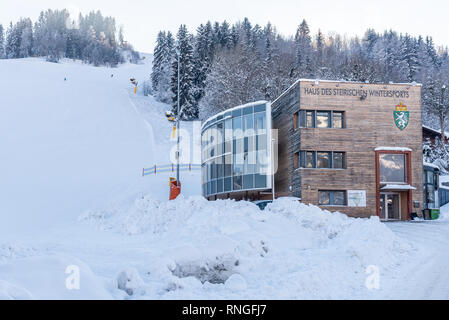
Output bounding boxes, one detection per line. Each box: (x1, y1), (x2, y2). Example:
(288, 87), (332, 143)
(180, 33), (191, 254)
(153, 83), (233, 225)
(79, 196), (412, 299)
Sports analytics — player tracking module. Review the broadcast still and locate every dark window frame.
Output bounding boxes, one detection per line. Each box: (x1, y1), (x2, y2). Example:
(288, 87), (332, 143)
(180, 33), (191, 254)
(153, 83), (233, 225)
(318, 190), (348, 206)
(300, 151), (346, 169)
(299, 110), (345, 129)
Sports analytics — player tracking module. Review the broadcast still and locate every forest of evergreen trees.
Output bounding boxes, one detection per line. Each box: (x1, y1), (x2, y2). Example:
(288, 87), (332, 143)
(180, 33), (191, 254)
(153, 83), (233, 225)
(0, 9), (140, 67)
(151, 18), (449, 132)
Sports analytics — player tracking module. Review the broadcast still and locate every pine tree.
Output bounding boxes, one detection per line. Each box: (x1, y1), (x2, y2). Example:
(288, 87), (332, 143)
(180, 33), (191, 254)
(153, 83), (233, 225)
(171, 25), (196, 119)
(152, 31), (167, 91)
(294, 20), (312, 77)
(19, 18), (33, 58)
(0, 24), (5, 58)
(401, 34), (420, 82)
(220, 21), (232, 49)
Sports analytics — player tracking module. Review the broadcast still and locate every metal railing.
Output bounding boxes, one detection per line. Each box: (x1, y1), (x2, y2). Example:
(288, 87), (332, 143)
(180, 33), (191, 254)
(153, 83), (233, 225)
(142, 164), (201, 177)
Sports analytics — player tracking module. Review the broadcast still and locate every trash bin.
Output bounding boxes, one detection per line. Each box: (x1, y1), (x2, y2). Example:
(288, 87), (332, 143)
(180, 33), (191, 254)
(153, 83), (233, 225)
(431, 209), (440, 220)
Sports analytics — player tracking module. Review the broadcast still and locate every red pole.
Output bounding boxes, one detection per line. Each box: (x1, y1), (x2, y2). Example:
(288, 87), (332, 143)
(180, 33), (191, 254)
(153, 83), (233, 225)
(154, 165), (157, 175)
(189, 163), (191, 171)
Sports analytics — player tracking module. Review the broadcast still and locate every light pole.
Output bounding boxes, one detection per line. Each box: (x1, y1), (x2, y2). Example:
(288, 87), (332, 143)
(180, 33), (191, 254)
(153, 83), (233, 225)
(271, 138), (275, 201)
(441, 84), (447, 142)
(176, 50), (181, 186)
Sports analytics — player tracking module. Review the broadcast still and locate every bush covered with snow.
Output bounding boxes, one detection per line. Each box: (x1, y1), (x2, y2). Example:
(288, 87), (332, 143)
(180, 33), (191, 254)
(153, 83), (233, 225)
(79, 196), (413, 299)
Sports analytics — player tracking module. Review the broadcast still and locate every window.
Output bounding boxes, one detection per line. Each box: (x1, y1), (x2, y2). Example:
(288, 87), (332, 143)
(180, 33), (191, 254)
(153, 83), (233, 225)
(299, 110), (345, 129)
(333, 152), (345, 169)
(319, 191), (347, 206)
(243, 113), (254, 136)
(316, 112), (330, 128)
(306, 151), (315, 168)
(293, 112), (298, 130)
(333, 112), (344, 129)
(255, 112), (266, 135)
(306, 111), (315, 128)
(379, 154), (406, 183)
(300, 151), (346, 169)
(294, 152), (299, 169)
(225, 119), (233, 141)
(233, 117), (242, 139)
(317, 152), (331, 169)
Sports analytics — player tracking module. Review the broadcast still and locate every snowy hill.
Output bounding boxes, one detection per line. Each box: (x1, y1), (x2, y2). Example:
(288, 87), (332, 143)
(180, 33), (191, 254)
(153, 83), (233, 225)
(1, 57), (449, 300)
(0, 56), (200, 240)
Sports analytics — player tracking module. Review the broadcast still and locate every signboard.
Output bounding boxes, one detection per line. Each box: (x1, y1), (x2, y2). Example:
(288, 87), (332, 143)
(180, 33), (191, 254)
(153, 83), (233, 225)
(348, 190), (367, 208)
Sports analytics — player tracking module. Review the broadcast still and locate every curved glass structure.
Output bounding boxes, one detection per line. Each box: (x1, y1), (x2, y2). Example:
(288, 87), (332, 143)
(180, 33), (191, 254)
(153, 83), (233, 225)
(201, 101), (272, 198)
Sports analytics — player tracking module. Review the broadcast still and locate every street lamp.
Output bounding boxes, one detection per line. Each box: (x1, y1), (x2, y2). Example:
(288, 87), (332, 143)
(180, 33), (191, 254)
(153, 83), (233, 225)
(176, 49), (181, 186)
(441, 85), (447, 142)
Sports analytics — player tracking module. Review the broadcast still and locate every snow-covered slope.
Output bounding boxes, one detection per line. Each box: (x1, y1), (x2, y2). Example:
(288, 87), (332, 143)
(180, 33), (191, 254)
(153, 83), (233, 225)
(0, 56), (199, 241)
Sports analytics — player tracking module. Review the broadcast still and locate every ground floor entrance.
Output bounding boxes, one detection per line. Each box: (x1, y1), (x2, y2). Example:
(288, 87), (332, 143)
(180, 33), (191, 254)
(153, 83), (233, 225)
(380, 193), (402, 220)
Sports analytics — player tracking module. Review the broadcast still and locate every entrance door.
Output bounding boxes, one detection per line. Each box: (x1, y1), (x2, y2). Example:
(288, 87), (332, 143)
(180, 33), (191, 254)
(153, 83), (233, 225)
(380, 193), (401, 220)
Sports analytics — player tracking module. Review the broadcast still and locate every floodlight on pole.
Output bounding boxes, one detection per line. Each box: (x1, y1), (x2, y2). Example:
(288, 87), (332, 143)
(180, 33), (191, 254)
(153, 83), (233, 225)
(176, 48), (181, 186)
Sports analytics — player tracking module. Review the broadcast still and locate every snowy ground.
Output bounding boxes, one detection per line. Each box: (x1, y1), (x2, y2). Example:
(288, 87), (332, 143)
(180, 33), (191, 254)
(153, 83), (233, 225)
(1, 57), (448, 300)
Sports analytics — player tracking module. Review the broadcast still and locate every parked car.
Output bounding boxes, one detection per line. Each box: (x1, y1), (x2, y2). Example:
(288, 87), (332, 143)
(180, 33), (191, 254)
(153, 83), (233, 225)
(252, 200), (273, 211)
(252, 197), (301, 211)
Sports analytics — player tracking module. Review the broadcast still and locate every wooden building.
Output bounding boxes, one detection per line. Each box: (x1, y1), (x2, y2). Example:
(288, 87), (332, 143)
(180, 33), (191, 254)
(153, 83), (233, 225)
(271, 79), (424, 220)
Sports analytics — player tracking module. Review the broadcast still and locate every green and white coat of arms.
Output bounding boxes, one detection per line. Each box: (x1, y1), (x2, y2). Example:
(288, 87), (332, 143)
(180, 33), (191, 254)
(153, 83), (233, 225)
(394, 103), (409, 131)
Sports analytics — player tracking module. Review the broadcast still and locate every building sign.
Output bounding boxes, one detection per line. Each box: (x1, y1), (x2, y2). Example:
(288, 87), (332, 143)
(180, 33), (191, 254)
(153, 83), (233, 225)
(394, 102), (410, 131)
(348, 190), (367, 207)
(303, 87), (410, 99)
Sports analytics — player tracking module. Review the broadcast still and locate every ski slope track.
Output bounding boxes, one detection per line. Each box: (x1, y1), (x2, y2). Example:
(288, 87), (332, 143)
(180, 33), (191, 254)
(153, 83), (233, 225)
(0, 57), (448, 300)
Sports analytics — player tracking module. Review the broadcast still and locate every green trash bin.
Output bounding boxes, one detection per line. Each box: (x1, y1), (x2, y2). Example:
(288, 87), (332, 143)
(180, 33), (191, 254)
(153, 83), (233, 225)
(431, 209), (440, 220)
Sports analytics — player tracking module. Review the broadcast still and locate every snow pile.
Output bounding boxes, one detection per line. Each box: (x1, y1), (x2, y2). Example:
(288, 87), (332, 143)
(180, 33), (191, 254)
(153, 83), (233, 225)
(0, 255), (113, 300)
(80, 196), (412, 299)
(0, 244), (37, 263)
(116, 268), (145, 296)
(440, 204), (449, 221)
(0, 280), (33, 300)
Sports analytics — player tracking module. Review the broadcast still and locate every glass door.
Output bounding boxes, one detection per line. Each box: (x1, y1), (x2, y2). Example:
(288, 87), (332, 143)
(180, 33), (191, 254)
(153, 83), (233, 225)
(380, 193), (401, 221)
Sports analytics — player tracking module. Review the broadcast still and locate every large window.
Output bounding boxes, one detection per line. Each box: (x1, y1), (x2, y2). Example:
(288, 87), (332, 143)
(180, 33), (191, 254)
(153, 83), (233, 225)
(298, 110), (345, 129)
(379, 154), (406, 183)
(319, 191), (347, 206)
(300, 151), (345, 169)
(201, 103), (271, 197)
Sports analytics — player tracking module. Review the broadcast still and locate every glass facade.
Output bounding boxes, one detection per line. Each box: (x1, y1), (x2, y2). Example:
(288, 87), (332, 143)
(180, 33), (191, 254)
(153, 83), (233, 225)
(201, 102), (272, 198)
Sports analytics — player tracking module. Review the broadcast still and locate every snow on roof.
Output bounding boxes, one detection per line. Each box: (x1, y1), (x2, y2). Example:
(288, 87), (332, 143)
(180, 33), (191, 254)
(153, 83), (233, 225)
(202, 100), (269, 129)
(375, 147), (413, 152)
(422, 125), (449, 139)
(381, 184), (417, 191)
(423, 162), (440, 170)
(297, 79), (422, 86)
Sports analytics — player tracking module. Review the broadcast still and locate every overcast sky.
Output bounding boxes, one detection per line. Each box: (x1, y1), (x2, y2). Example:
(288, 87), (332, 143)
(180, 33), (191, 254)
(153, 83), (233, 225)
(2, 0), (449, 53)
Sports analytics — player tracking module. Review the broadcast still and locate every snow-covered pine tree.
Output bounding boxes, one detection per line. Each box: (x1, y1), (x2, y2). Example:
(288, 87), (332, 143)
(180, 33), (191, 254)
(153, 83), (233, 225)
(294, 20), (313, 78)
(152, 31), (167, 92)
(401, 34), (420, 82)
(0, 24), (5, 58)
(422, 74), (449, 140)
(171, 25), (196, 120)
(220, 21), (232, 49)
(152, 31), (175, 103)
(19, 18), (33, 58)
(5, 23), (14, 58)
